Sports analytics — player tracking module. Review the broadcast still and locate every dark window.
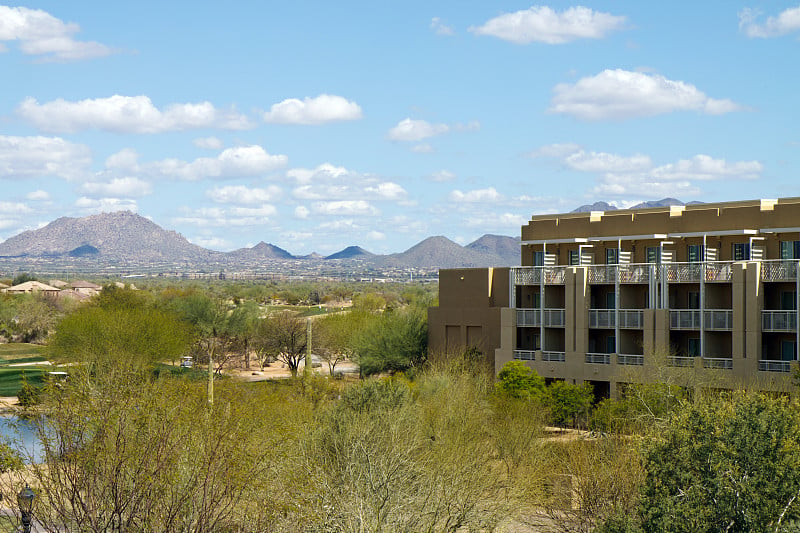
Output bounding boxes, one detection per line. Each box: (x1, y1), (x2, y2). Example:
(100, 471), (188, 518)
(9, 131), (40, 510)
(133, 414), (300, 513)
(606, 248), (619, 265)
(606, 292), (616, 309)
(533, 251), (544, 266)
(569, 250), (580, 266)
(606, 336), (616, 354)
(780, 241), (800, 260)
(688, 244), (704, 263)
(646, 246), (661, 264)
(781, 340), (796, 361)
(688, 291), (701, 309)
(532, 293), (541, 308)
(781, 291), (797, 311)
(688, 338), (701, 357)
(732, 242), (750, 261)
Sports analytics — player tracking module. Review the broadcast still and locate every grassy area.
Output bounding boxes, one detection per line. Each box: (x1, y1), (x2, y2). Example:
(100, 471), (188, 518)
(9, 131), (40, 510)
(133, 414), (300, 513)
(0, 343), (45, 359)
(0, 367), (48, 396)
(0, 344), (51, 396)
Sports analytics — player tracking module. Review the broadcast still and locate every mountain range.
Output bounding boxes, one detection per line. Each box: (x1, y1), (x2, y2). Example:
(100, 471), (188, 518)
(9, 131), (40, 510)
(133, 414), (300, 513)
(571, 197), (702, 213)
(0, 211), (520, 269)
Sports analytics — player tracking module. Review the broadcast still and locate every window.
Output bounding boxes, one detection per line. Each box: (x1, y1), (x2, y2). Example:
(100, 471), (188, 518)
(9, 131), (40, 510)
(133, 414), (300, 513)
(781, 291), (796, 311)
(688, 244), (704, 263)
(532, 293), (541, 308)
(533, 251), (544, 266)
(533, 333), (541, 351)
(688, 291), (701, 309)
(781, 340), (796, 361)
(780, 241), (800, 260)
(606, 336), (616, 354)
(569, 250), (580, 266)
(688, 338), (701, 357)
(646, 246), (661, 264)
(606, 292), (616, 309)
(606, 248), (619, 265)
(732, 242), (750, 261)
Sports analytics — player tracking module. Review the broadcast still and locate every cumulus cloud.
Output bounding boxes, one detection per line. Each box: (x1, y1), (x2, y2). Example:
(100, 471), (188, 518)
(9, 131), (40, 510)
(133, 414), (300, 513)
(739, 6), (800, 38)
(294, 206), (310, 219)
(263, 94), (363, 125)
(0, 135), (91, 180)
(527, 142), (582, 158)
(312, 200), (379, 216)
(430, 17), (455, 36)
(174, 205), (275, 227)
(193, 136), (224, 150)
(470, 6), (626, 44)
(25, 189), (50, 201)
(206, 184), (281, 205)
(79, 177), (152, 198)
(108, 145), (287, 181)
(549, 69), (742, 120)
(387, 118), (449, 142)
(189, 236), (231, 250)
(411, 144), (434, 153)
(428, 170), (456, 182)
(18, 95), (253, 134)
(564, 151), (652, 173)
(288, 163), (407, 202)
(75, 197), (138, 213)
(0, 5), (114, 61)
(367, 230), (386, 240)
(464, 212), (528, 228)
(0, 201), (32, 215)
(449, 187), (503, 203)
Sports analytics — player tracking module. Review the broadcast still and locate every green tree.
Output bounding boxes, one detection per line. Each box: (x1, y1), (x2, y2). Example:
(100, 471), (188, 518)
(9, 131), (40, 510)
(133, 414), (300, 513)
(314, 309), (371, 375)
(637, 393), (800, 533)
(354, 307), (427, 376)
(495, 360), (546, 401)
(546, 380), (594, 428)
(11, 273), (36, 286)
(253, 311), (308, 377)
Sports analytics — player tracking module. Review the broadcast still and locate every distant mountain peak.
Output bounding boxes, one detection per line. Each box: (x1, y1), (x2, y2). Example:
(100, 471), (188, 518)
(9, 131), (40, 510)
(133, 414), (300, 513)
(572, 198), (702, 213)
(326, 245), (374, 260)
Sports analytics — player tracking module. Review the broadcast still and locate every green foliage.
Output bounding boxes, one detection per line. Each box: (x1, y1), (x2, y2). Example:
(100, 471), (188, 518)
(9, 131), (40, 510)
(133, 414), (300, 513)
(354, 307), (427, 376)
(593, 382), (688, 434)
(16, 372), (42, 407)
(495, 361), (546, 400)
(638, 393), (800, 533)
(546, 380), (593, 428)
(11, 273), (36, 285)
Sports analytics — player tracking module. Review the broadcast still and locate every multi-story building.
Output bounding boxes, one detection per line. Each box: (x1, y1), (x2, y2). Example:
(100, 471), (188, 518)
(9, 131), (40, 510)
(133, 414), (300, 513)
(429, 198), (800, 396)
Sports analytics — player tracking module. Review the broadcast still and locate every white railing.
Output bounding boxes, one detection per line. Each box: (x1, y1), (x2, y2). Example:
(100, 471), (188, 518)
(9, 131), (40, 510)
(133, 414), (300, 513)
(543, 267), (567, 284)
(617, 354), (644, 366)
(516, 309), (539, 327)
(703, 262), (734, 282)
(585, 353), (611, 364)
(667, 356), (695, 368)
(618, 264), (651, 284)
(543, 308), (566, 327)
(512, 350), (536, 361)
(542, 351), (566, 362)
(665, 263), (702, 283)
(705, 309), (733, 331)
(703, 357), (733, 370)
(761, 260), (799, 282)
(758, 360), (792, 373)
(512, 266), (566, 285)
(619, 309), (644, 329)
(589, 309), (615, 328)
(587, 266), (616, 284)
(670, 309), (702, 329)
(762, 310), (797, 332)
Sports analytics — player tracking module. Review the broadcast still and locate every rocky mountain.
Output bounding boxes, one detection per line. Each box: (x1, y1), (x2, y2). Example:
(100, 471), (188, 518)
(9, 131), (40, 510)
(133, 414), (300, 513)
(381, 236), (510, 269)
(571, 201), (617, 213)
(227, 241), (295, 260)
(325, 246), (375, 260)
(572, 198), (701, 213)
(0, 211), (213, 262)
(466, 234), (520, 265)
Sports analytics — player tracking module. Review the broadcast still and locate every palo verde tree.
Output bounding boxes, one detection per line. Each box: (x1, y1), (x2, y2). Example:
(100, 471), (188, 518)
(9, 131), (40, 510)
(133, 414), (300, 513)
(253, 310), (308, 377)
(354, 307), (427, 376)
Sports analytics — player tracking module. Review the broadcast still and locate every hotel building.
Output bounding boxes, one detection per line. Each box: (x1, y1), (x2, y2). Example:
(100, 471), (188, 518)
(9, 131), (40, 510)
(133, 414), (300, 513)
(428, 198), (800, 396)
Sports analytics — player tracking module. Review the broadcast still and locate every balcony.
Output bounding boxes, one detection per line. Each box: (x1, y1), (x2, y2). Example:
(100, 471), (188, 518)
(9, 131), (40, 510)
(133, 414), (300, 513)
(587, 265), (617, 284)
(512, 350), (536, 361)
(703, 262), (734, 283)
(670, 309), (701, 329)
(665, 263), (702, 283)
(585, 353), (611, 364)
(588, 309), (615, 328)
(667, 356), (695, 368)
(542, 351), (566, 362)
(702, 357), (733, 370)
(619, 309), (644, 329)
(618, 264), (651, 284)
(761, 260), (799, 282)
(758, 360), (792, 373)
(617, 354), (644, 366)
(518, 308), (565, 327)
(762, 310), (797, 332)
(704, 309), (733, 331)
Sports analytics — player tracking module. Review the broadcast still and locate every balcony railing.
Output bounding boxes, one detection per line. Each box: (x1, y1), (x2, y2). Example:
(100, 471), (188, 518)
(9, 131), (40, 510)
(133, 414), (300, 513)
(618, 264), (651, 284)
(589, 309), (615, 328)
(670, 309), (701, 329)
(667, 356), (695, 368)
(761, 260), (799, 282)
(619, 309), (644, 329)
(758, 360), (792, 373)
(617, 354), (644, 366)
(705, 309), (733, 331)
(512, 350), (536, 361)
(665, 263), (702, 283)
(587, 265), (617, 284)
(585, 353), (611, 364)
(513, 266), (566, 285)
(516, 308), (565, 327)
(762, 310), (797, 332)
(542, 351), (566, 362)
(704, 262), (734, 282)
(703, 357), (733, 370)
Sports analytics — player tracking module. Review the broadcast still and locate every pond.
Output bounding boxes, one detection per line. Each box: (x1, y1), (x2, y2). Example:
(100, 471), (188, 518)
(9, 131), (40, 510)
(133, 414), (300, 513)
(0, 414), (43, 463)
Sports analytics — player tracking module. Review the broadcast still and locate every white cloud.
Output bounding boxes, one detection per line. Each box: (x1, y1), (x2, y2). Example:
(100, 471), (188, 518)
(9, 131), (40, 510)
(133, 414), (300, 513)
(428, 170), (456, 182)
(289, 163), (407, 202)
(411, 143), (434, 153)
(430, 17), (455, 36)
(527, 142), (582, 158)
(294, 206), (310, 219)
(206, 185), (281, 205)
(0, 6), (114, 61)
(649, 155), (762, 181)
(113, 145), (287, 181)
(470, 6), (626, 44)
(25, 189), (50, 201)
(449, 187), (503, 203)
(739, 6), (800, 38)
(0, 201), (32, 215)
(263, 94), (363, 125)
(367, 231), (385, 240)
(18, 95), (252, 134)
(565, 151), (652, 173)
(189, 236), (231, 250)
(549, 69), (742, 120)
(193, 136), (224, 149)
(465, 212), (528, 228)
(312, 200), (379, 216)
(387, 118), (449, 142)
(0, 135), (91, 180)
(75, 197), (138, 213)
(174, 205), (274, 227)
(228, 205), (277, 217)
(318, 219), (360, 230)
(364, 182), (406, 200)
(79, 177), (152, 198)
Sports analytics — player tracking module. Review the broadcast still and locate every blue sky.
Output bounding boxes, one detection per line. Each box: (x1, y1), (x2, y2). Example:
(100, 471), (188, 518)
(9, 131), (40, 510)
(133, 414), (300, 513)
(1, 2), (799, 254)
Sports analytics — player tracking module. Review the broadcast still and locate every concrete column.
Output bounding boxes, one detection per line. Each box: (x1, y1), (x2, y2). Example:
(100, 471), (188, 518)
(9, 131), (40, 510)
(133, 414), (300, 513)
(741, 261), (761, 380)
